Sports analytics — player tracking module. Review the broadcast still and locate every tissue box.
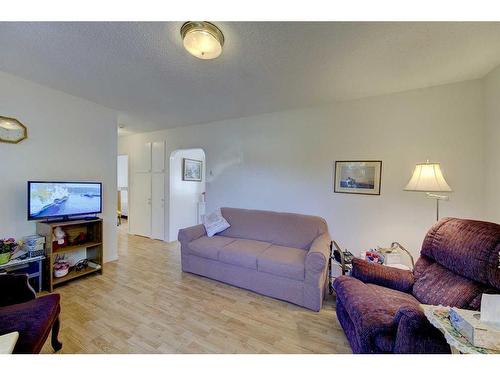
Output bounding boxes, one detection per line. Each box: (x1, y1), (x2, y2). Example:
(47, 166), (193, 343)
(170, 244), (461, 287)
(450, 307), (500, 350)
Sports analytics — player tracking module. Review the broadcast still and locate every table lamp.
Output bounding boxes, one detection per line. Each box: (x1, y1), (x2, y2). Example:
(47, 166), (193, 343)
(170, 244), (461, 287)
(404, 160), (452, 221)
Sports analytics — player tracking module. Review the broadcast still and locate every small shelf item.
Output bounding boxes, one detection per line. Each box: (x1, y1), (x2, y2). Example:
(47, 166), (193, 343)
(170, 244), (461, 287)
(53, 255), (70, 278)
(52, 263), (102, 285)
(21, 235), (46, 258)
(36, 218), (103, 291)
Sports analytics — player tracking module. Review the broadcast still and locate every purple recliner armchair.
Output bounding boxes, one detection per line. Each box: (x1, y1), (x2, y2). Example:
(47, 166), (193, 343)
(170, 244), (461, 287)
(0, 274), (62, 353)
(333, 218), (500, 354)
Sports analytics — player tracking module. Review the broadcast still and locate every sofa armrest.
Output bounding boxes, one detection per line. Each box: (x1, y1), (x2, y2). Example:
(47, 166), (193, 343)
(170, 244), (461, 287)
(178, 224), (206, 246)
(0, 274), (36, 307)
(351, 258), (415, 293)
(305, 233), (331, 279)
(393, 305), (451, 353)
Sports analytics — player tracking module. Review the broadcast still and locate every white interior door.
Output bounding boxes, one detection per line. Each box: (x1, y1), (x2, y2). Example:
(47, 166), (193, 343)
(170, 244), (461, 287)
(132, 173), (151, 237)
(134, 142), (152, 172)
(152, 141), (165, 173)
(151, 173), (165, 240)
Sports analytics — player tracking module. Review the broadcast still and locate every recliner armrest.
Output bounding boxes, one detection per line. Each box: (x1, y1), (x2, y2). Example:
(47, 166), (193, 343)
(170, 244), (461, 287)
(0, 274), (36, 307)
(178, 224), (207, 245)
(393, 305), (426, 329)
(393, 305), (451, 353)
(352, 258), (415, 293)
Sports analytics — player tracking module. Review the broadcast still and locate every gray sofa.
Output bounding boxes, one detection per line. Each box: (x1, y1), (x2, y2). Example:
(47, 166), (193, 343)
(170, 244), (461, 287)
(178, 207), (331, 311)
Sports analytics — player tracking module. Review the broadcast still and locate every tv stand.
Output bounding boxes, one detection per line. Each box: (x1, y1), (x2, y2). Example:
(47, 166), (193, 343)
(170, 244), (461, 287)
(44, 215), (99, 223)
(37, 218), (103, 292)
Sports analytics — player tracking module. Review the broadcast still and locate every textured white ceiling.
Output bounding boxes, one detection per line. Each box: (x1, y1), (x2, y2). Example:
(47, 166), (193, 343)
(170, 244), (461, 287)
(1, 22), (500, 133)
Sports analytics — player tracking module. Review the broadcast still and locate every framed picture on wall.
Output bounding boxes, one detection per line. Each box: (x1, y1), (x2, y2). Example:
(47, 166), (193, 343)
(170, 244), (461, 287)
(183, 158), (203, 181)
(334, 160), (382, 195)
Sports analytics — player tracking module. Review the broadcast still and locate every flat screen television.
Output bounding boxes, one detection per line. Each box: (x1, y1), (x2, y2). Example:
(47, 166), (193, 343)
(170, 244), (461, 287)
(28, 181), (102, 221)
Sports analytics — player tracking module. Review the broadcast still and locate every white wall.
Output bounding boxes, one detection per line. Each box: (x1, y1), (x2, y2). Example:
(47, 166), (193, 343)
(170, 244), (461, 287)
(120, 79), (485, 261)
(0, 71), (118, 262)
(484, 66), (500, 224)
(169, 149), (206, 241)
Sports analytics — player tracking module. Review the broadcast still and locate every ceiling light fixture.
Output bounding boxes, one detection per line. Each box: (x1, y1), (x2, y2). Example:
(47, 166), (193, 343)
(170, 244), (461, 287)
(180, 21), (224, 60)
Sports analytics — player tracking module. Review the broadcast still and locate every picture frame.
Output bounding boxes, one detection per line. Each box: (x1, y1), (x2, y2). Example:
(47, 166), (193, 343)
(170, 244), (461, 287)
(182, 158), (203, 181)
(334, 160), (382, 195)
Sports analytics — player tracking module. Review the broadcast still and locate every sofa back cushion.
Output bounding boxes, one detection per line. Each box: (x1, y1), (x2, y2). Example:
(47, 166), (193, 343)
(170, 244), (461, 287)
(420, 218), (500, 289)
(218, 207), (328, 250)
(412, 255), (487, 308)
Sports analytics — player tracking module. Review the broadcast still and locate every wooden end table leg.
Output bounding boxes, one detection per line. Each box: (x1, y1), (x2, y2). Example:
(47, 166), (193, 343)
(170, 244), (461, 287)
(51, 317), (62, 352)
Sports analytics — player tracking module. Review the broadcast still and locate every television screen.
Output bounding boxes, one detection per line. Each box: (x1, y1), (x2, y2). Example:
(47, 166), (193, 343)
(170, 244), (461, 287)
(28, 181), (102, 220)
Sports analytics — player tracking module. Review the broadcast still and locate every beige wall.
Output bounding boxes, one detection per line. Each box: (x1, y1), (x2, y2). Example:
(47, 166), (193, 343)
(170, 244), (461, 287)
(120, 79), (486, 262)
(484, 65), (500, 224)
(0, 71), (118, 262)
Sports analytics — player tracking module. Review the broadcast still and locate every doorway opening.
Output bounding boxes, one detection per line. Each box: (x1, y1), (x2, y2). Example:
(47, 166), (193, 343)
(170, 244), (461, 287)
(169, 148), (206, 241)
(117, 154), (129, 227)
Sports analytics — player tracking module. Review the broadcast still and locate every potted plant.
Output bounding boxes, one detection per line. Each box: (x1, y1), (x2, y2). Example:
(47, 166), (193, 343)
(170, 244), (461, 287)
(0, 238), (18, 265)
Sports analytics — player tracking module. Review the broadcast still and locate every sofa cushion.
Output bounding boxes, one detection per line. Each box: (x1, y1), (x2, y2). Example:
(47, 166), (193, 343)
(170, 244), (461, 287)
(333, 276), (420, 353)
(219, 238), (272, 269)
(219, 207), (328, 250)
(0, 294), (60, 354)
(188, 235), (236, 260)
(257, 245), (306, 281)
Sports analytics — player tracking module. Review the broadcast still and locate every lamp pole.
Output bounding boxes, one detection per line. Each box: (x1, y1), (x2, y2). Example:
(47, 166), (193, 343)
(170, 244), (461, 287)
(426, 193), (449, 221)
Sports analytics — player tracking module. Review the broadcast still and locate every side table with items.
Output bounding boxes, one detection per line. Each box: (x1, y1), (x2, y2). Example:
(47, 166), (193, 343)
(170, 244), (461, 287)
(361, 241), (415, 271)
(421, 304), (500, 354)
(328, 240), (415, 294)
(0, 331), (19, 354)
(328, 240), (354, 294)
(0, 234), (46, 293)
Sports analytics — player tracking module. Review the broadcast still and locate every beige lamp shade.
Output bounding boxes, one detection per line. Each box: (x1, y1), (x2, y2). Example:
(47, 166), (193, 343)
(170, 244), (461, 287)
(404, 162), (452, 192)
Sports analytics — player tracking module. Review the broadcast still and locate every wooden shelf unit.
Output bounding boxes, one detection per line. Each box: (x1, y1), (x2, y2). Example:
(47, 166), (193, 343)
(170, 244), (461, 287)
(37, 218), (104, 292)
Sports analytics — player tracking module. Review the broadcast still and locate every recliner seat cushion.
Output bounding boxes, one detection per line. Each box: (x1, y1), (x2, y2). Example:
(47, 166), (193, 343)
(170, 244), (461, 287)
(219, 238), (272, 269)
(0, 294), (60, 354)
(188, 235), (236, 260)
(257, 245), (306, 281)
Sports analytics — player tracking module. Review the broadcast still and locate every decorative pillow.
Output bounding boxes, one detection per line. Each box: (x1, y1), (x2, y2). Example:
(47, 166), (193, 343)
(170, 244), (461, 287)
(203, 209), (230, 237)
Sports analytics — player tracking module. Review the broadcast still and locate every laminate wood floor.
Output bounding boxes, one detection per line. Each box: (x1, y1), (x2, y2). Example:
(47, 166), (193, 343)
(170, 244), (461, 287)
(41, 220), (351, 353)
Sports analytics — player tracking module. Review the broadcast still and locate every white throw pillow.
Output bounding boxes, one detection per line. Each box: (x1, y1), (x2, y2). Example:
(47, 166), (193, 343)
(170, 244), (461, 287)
(203, 209), (230, 237)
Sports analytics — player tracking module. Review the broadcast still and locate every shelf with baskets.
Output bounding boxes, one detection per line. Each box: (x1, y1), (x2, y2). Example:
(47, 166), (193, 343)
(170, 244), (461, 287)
(36, 218), (104, 292)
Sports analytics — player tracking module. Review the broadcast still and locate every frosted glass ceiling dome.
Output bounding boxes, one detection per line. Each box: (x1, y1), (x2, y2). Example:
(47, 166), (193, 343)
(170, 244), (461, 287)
(181, 21), (224, 60)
